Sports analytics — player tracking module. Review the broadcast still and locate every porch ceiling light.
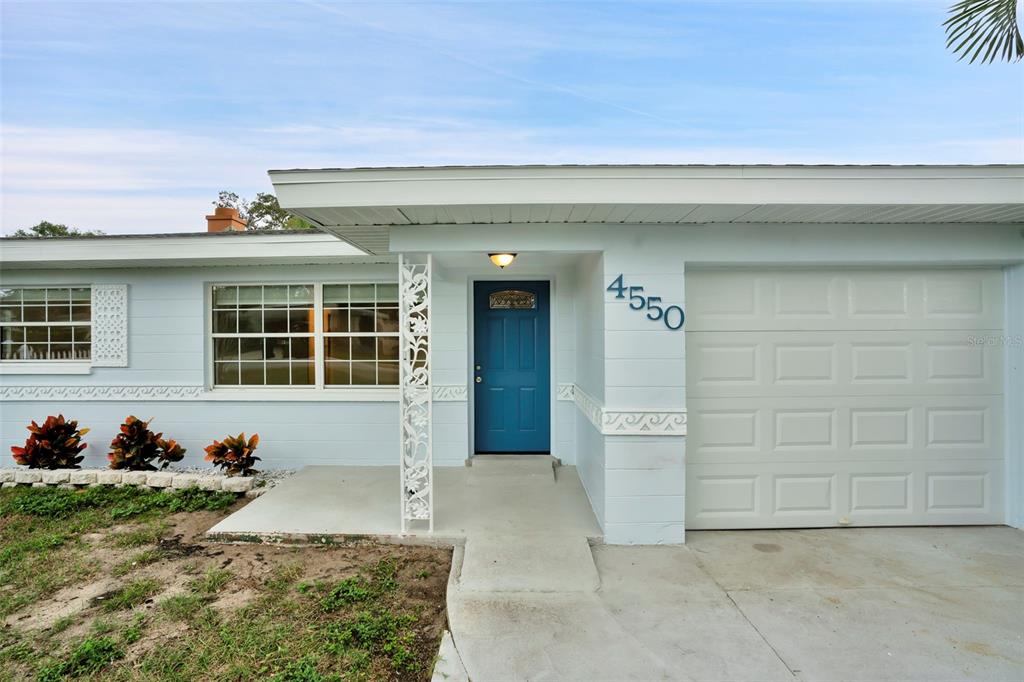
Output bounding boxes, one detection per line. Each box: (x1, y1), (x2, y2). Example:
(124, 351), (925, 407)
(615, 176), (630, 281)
(488, 252), (517, 269)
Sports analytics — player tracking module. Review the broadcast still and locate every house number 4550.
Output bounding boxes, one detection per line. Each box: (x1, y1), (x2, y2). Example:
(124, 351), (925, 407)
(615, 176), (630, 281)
(607, 274), (685, 331)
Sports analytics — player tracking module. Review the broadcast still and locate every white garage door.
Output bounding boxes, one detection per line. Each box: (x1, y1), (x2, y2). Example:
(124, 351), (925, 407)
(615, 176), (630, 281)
(685, 268), (1005, 529)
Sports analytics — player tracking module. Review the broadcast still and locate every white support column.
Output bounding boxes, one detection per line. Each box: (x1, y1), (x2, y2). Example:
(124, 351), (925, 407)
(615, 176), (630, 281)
(398, 254), (433, 532)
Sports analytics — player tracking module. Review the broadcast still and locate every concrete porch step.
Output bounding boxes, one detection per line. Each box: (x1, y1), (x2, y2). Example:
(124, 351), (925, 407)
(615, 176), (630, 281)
(467, 455), (556, 485)
(457, 534), (600, 593)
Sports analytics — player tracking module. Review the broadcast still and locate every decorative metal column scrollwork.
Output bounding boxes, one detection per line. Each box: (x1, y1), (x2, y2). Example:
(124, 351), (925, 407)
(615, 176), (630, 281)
(398, 254), (433, 532)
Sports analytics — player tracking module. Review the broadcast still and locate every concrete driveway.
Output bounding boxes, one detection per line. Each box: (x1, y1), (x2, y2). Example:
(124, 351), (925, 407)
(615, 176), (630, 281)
(444, 527), (1024, 681)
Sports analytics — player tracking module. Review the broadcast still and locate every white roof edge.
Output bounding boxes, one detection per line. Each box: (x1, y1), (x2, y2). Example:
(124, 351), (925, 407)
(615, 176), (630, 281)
(0, 231), (373, 268)
(270, 164), (1024, 210)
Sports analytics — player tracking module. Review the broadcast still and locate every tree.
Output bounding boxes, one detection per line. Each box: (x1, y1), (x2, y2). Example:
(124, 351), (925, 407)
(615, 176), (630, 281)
(213, 191), (312, 231)
(944, 0), (1023, 63)
(11, 221), (105, 238)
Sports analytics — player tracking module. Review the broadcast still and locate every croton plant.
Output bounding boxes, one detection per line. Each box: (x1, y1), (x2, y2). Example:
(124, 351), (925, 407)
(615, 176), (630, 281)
(204, 433), (260, 477)
(108, 415), (186, 471)
(10, 415), (90, 469)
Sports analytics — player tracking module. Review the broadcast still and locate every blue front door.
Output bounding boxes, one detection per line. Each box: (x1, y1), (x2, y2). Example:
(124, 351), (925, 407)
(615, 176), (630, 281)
(473, 281), (551, 453)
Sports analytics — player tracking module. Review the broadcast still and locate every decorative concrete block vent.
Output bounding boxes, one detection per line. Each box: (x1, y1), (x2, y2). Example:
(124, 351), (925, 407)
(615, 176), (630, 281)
(0, 468), (266, 497)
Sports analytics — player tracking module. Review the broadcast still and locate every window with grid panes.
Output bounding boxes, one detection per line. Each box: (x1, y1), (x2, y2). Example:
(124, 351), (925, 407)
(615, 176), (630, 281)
(210, 283), (400, 388)
(211, 284), (316, 386)
(323, 283), (400, 386)
(0, 287), (91, 362)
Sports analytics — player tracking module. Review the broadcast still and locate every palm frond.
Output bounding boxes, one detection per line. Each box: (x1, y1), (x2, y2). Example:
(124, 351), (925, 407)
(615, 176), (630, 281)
(944, 0), (1023, 63)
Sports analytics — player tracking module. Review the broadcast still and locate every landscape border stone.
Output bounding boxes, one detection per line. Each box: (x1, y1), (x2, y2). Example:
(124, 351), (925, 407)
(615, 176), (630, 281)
(0, 468), (257, 497)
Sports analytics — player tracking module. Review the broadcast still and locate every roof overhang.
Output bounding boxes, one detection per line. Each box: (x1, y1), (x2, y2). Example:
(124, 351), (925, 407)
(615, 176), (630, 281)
(0, 231), (380, 270)
(269, 165), (1024, 255)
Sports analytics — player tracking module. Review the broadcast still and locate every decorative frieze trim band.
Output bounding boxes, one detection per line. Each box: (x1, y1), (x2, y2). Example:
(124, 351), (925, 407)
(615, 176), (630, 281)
(556, 383), (575, 401)
(0, 385), (205, 401)
(91, 284), (129, 367)
(572, 384), (687, 437)
(432, 385), (467, 401)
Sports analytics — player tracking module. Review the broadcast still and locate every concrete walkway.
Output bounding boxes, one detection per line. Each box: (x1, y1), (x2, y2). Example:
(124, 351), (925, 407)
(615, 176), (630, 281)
(446, 526), (1024, 681)
(208, 463), (1023, 681)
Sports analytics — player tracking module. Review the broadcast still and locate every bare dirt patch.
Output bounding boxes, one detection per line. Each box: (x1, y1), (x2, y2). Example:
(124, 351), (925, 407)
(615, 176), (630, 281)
(1, 493), (451, 681)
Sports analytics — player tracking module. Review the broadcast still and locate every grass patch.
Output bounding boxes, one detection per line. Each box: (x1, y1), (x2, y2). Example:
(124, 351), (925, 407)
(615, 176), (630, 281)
(191, 567), (231, 595)
(36, 636), (123, 681)
(110, 521), (170, 549)
(101, 577), (162, 612)
(160, 593), (210, 622)
(113, 547), (166, 576)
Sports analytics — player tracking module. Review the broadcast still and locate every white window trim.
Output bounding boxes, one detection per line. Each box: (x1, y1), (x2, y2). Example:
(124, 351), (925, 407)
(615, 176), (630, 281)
(0, 285), (94, 375)
(206, 280), (400, 392)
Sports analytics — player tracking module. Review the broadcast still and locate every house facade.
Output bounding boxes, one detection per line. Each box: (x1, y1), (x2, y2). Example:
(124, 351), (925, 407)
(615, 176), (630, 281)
(2, 165), (1022, 544)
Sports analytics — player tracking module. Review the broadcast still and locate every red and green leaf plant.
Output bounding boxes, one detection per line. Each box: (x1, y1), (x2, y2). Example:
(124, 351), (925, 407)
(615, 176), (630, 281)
(108, 416), (186, 471)
(204, 433), (260, 476)
(10, 415), (90, 469)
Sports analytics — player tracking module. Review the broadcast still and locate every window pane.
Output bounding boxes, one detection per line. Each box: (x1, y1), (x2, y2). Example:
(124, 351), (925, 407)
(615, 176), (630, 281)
(22, 289), (45, 302)
(50, 343), (73, 359)
(46, 288), (70, 302)
(377, 284), (399, 304)
(323, 284), (348, 305)
(215, 362), (240, 385)
(212, 285), (237, 306)
(289, 308), (313, 333)
(26, 344), (47, 359)
(326, 337), (350, 360)
(26, 327), (47, 342)
(324, 308), (349, 333)
(351, 336), (375, 360)
(350, 308), (374, 333)
(350, 284), (374, 306)
(237, 309), (262, 333)
(1, 326), (25, 343)
(351, 362), (377, 385)
(51, 326), (73, 343)
(266, 337), (290, 360)
(47, 304), (71, 322)
(377, 308), (399, 333)
(214, 338), (239, 361)
(240, 338), (264, 360)
(377, 337), (399, 360)
(214, 310), (238, 334)
(0, 289), (21, 303)
(266, 361), (290, 385)
(264, 309), (289, 333)
(240, 362), (265, 385)
(264, 285), (289, 306)
(289, 285), (314, 305)
(73, 326), (91, 342)
(378, 361), (399, 385)
(70, 288), (90, 302)
(238, 286), (262, 307)
(23, 306), (45, 322)
(291, 361), (315, 385)
(325, 361), (350, 385)
(1, 343), (16, 360)
(74, 343), (91, 360)
(290, 337), (313, 360)
(0, 306), (20, 323)
(71, 305), (90, 322)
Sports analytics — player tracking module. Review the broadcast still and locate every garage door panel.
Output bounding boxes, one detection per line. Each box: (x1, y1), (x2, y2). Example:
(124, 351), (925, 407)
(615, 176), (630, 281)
(688, 330), (1002, 397)
(686, 269), (1002, 331)
(685, 266), (1004, 529)
(687, 459), (1004, 529)
(688, 396), (1002, 463)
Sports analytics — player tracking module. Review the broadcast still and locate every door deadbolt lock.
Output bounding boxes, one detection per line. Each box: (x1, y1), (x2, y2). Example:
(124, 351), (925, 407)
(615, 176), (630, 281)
(475, 376), (482, 383)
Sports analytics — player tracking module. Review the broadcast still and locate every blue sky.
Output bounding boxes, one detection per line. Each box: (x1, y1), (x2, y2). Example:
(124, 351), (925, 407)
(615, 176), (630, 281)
(1, 0), (1021, 234)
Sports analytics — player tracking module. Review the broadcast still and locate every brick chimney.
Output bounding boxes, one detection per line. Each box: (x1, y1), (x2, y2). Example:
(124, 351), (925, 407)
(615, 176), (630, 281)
(206, 206), (247, 232)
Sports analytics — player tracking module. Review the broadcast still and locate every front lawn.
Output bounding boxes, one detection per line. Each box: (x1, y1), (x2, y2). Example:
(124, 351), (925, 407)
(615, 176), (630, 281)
(0, 486), (451, 681)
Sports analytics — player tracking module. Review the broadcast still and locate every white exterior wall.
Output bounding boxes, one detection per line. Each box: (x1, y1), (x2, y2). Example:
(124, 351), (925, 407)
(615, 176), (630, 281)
(393, 221), (1023, 543)
(0, 263), (403, 469)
